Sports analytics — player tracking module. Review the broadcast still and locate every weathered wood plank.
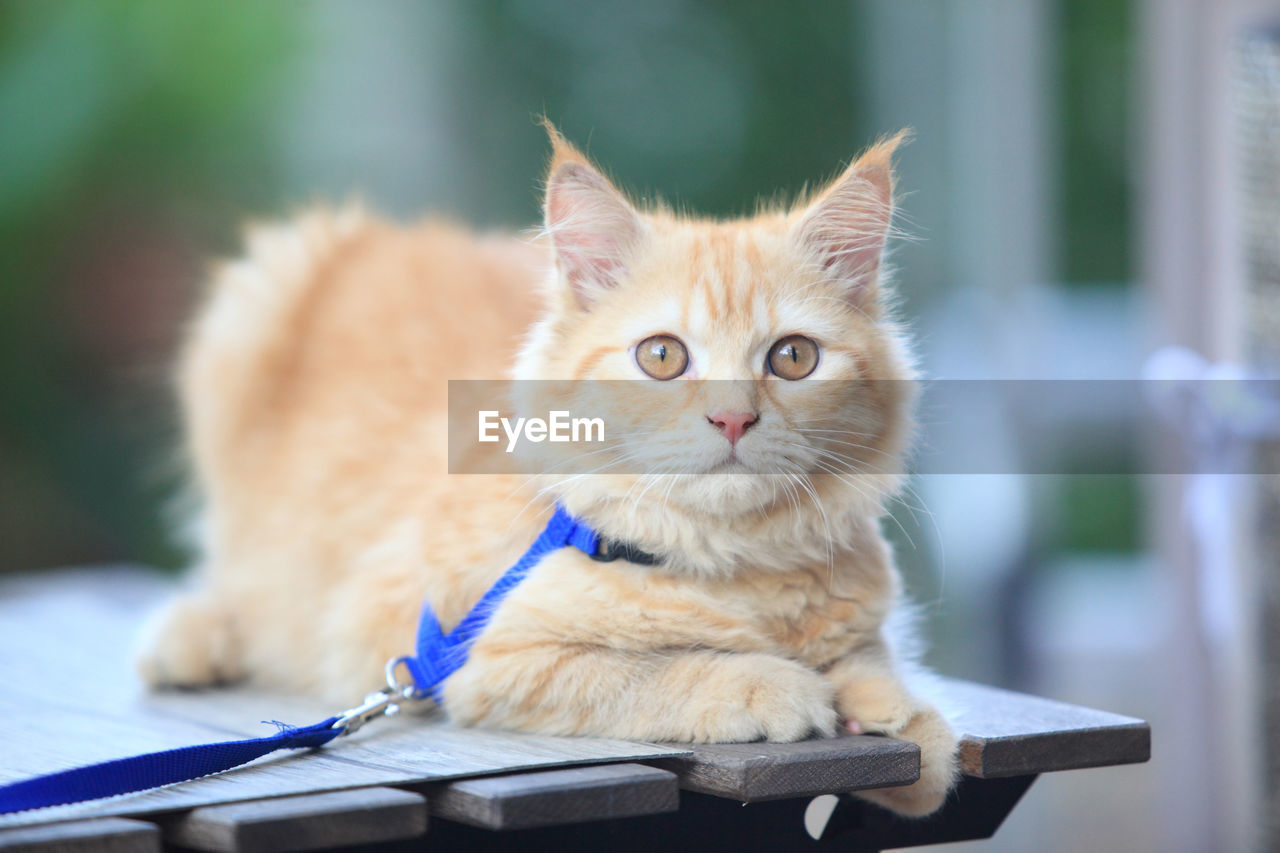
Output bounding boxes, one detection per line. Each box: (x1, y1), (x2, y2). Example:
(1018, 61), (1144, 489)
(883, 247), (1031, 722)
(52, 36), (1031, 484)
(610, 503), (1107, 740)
(0, 569), (687, 829)
(1, 566), (1152, 829)
(158, 787), (426, 853)
(946, 679), (1151, 778)
(0, 818), (159, 853)
(651, 734), (919, 802)
(428, 763), (678, 830)
(653, 675), (1152, 801)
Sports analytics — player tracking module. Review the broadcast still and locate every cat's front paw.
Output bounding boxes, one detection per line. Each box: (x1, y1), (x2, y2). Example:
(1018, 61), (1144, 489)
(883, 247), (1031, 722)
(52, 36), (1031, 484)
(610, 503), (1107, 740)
(135, 593), (243, 688)
(689, 654), (838, 743)
(836, 675), (915, 736)
(856, 705), (959, 817)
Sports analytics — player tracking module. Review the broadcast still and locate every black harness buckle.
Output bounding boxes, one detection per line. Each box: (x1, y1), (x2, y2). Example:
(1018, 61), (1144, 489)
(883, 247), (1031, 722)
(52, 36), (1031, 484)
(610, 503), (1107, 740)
(590, 538), (660, 566)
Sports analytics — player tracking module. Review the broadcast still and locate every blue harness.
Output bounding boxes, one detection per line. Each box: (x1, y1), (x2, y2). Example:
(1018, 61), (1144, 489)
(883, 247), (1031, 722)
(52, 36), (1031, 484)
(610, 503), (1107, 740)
(403, 503), (600, 699)
(0, 504), (619, 815)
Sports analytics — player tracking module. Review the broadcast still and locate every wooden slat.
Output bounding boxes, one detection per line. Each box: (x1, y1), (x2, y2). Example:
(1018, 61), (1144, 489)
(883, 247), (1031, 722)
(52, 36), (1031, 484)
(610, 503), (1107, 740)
(654, 676), (1152, 800)
(0, 568), (688, 829)
(947, 679), (1151, 778)
(429, 763), (678, 830)
(0, 567), (1153, 829)
(159, 787), (426, 853)
(0, 818), (159, 853)
(651, 734), (919, 802)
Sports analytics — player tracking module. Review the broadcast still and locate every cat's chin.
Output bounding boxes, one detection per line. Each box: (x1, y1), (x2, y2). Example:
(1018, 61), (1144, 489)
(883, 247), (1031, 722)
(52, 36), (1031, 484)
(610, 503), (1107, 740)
(552, 471), (800, 522)
(667, 472), (781, 516)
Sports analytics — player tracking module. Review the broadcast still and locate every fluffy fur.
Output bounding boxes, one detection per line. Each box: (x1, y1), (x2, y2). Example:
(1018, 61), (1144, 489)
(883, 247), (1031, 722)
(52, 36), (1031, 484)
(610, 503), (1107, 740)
(137, 129), (958, 816)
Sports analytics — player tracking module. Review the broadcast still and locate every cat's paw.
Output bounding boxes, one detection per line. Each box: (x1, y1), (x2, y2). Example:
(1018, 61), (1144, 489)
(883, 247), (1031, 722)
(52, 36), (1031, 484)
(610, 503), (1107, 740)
(855, 705), (959, 817)
(135, 593), (243, 688)
(441, 649), (837, 744)
(836, 675), (915, 736)
(688, 654), (838, 743)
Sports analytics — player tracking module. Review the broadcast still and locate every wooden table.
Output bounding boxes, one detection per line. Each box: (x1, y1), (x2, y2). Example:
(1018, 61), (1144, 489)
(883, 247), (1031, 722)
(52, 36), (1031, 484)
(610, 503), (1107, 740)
(0, 568), (1150, 852)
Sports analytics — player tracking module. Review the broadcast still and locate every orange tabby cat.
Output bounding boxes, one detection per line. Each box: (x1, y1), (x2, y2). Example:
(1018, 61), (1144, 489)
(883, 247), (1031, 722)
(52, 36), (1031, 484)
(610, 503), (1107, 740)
(137, 127), (958, 816)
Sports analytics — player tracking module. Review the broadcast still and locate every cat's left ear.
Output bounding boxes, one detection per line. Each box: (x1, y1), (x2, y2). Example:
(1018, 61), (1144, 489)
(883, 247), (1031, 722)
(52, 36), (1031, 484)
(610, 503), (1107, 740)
(793, 131), (907, 310)
(542, 125), (646, 309)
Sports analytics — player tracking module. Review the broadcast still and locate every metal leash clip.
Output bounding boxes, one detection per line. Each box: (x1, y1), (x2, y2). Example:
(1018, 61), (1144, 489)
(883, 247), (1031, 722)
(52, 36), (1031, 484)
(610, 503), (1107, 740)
(332, 656), (429, 736)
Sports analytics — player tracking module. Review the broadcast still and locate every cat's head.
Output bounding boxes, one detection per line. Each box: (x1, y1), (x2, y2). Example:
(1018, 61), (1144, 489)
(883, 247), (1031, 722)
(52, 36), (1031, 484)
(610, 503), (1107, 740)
(514, 126), (915, 539)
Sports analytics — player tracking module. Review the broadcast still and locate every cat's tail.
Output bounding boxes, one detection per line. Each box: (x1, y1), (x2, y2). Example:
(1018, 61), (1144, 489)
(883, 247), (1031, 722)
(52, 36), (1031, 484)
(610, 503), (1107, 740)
(178, 204), (370, 487)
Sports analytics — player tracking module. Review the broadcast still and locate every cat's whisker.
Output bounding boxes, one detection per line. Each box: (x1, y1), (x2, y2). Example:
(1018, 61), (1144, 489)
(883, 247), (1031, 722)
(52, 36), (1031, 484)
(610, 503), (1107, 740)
(657, 470), (682, 525)
(501, 445), (656, 526)
(891, 479), (946, 602)
(793, 426), (889, 441)
(776, 472), (801, 520)
(790, 472), (835, 577)
(808, 458), (917, 552)
(500, 445), (659, 528)
(789, 422), (881, 438)
(532, 450), (656, 500)
(617, 471), (654, 511)
(780, 441), (870, 476)
(627, 471), (669, 517)
(792, 433), (902, 466)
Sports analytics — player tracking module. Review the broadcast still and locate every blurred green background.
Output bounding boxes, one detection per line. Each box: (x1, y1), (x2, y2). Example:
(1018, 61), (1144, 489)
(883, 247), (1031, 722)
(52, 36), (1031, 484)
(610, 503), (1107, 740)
(0, 0), (1132, 576)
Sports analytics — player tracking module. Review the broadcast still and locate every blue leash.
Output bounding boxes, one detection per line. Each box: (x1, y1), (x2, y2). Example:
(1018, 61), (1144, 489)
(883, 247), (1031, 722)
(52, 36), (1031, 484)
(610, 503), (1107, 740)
(0, 504), (600, 815)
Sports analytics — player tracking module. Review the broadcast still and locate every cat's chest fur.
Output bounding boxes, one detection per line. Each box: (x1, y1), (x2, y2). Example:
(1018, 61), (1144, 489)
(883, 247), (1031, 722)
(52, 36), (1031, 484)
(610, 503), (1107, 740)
(707, 562), (890, 667)
(510, 548), (890, 670)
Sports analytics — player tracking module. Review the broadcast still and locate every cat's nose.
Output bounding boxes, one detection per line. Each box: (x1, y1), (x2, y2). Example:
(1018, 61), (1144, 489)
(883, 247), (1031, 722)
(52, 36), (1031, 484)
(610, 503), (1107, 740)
(707, 411), (758, 446)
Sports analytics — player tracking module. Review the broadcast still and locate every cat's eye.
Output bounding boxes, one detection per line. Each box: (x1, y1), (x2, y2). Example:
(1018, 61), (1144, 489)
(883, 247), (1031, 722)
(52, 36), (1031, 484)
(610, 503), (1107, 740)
(767, 335), (820, 380)
(635, 334), (689, 380)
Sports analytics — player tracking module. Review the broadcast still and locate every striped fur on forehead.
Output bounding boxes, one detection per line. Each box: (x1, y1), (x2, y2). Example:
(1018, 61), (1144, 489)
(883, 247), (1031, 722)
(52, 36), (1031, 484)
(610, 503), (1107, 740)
(651, 222), (878, 367)
(683, 230), (772, 348)
(536, 208), (903, 383)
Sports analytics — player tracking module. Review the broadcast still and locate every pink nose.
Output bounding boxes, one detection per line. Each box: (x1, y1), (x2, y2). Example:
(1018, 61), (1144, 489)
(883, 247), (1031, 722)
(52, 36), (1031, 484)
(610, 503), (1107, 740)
(707, 411), (758, 446)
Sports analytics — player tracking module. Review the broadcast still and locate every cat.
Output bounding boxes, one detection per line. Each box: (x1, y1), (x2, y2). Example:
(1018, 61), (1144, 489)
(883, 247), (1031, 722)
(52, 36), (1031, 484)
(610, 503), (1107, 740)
(136, 125), (959, 817)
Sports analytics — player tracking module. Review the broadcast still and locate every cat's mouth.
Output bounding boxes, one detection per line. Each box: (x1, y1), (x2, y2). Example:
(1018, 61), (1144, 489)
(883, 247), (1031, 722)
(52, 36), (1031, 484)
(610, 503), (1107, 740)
(705, 452), (749, 474)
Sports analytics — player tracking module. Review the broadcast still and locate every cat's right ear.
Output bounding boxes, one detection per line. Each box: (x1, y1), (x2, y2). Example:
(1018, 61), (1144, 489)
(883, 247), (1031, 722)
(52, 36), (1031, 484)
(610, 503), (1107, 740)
(543, 128), (645, 309)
